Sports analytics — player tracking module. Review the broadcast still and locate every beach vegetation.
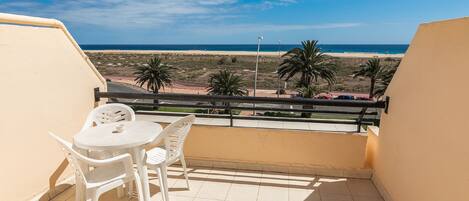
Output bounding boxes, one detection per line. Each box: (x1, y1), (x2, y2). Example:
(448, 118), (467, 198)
(374, 61), (399, 98)
(353, 58), (385, 98)
(207, 69), (247, 113)
(207, 69), (247, 96)
(134, 57), (172, 108)
(231, 56), (237, 63)
(88, 52), (401, 93)
(297, 85), (321, 117)
(218, 57), (228, 65)
(277, 40), (336, 88)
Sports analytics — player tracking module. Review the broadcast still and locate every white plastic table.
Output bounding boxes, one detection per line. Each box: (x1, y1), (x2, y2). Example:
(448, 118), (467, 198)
(74, 121), (163, 201)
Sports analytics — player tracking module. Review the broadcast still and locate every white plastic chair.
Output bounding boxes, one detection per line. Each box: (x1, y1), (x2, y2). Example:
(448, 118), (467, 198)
(49, 132), (144, 201)
(81, 103), (136, 131)
(146, 115), (196, 201)
(80, 103), (137, 197)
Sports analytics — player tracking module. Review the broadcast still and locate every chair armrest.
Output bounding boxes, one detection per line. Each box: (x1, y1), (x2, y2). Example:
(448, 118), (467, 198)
(76, 153), (135, 176)
(74, 152), (133, 167)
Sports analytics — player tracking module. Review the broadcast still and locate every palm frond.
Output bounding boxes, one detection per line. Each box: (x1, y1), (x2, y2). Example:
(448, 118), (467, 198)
(133, 57), (172, 93)
(277, 40), (336, 88)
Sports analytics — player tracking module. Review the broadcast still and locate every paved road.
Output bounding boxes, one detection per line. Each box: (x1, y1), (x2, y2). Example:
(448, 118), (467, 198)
(107, 81), (378, 119)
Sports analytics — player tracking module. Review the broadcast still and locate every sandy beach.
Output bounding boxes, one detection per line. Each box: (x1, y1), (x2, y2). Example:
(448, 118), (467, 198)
(85, 50), (404, 58)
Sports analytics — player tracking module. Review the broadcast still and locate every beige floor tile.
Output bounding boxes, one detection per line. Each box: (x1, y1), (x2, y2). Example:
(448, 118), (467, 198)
(346, 179), (381, 198)
(96, 189), (130, 201)
(154, 195), (195, 201)
(235, 169), (263, 177)
(169, 179), (204, 198)
(289, 174), (317, 188)
(193, 198), (220, 201)
(261, 172), (290, 187)
(53, 168), (384, 201)
(321, 194), (354, 201)
(226, 183), (259, 201)
(233, 170), (262, 184)
(353, 196), (385, 201)
(289, 188), (321, 201)
(188, 168), (212, 179)
(257, 185), (289, 201)
(206, 169), (237, 181)
(317, 177), (350, 196)
(196, 181), (231, 200)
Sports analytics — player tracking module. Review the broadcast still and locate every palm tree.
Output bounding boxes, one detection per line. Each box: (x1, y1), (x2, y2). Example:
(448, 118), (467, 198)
(207, 69), (247, 96)
(207, 69), (247, 114)
(134, 57), (172, 109)
(277, 40), (336, 88)
(297, 85), (319, 99)
(374, 61), (399, 98)
(353, 58), (384, 98)
(297, 85), (320, 118)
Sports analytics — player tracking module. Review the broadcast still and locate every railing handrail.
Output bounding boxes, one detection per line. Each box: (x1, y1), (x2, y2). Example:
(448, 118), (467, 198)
(97, 91), (387, 108)
(94, 88), (389, 132)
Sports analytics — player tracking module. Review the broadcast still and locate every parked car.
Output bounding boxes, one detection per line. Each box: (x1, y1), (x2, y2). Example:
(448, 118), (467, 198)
(315, 93), (333, 100)
(355, 96), (372, 101)
(335, 95), (355, 100)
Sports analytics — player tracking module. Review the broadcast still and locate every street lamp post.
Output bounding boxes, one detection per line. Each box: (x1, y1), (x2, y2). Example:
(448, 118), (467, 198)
(277, 40), (281, 98)
(253, 35), (263, 115)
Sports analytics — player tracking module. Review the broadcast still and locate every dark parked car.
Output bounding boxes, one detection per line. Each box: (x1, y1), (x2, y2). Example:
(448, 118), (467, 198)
(335, 95), (355, 100)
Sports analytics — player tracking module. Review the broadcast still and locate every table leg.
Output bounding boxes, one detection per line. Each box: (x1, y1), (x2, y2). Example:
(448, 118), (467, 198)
(161, 165), (170, 201)
(133, 148), (151, 201)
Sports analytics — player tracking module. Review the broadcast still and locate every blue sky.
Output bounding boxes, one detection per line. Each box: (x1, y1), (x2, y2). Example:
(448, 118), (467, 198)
(1, 0), (468, 44)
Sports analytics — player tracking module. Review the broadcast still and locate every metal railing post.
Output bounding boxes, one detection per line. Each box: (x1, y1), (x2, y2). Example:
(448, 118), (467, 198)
(385, 96), (390, 114)
(94, 87), (100, 102)
(228, 103), (233, 127)
(356, 107), (368, 132)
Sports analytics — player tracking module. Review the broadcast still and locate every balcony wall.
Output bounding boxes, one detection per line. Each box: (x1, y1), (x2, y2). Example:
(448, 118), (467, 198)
(0, 14), (106, 201)
(368, 17), (469, 201)
(140, 117), (372, 178)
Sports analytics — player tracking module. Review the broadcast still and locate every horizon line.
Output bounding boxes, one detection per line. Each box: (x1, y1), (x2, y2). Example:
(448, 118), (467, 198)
(79, 43), (410, 46)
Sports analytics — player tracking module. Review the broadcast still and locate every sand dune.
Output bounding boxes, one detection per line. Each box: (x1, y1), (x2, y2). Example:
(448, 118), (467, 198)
(85, 50), (404, 58)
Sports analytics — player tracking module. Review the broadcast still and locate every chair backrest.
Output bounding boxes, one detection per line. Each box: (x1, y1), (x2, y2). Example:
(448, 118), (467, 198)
(49, 132), (88, 184)
(81, 103), (135, 131)
(160, 115), (195, 162)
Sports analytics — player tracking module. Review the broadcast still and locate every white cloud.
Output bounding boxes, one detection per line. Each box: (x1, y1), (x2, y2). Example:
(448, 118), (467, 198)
(0, 0), (361, 35)
(0, 0), (294, 27)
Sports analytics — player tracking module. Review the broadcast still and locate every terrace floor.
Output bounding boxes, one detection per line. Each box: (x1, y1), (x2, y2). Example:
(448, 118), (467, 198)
(51, 166), (384, 201)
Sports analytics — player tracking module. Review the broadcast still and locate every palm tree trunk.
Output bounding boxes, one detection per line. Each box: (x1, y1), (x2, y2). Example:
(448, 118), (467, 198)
(153, 89), (159, 110)
(369, 78), (376, 99)
(300, 74), (308, 88)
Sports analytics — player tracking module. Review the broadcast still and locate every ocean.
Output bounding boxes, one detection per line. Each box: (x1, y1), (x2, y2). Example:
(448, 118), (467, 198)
(80, 44), (408, 54)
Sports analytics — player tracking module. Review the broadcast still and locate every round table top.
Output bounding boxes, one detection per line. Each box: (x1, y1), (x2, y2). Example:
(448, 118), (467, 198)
(74, 121), (163, 150)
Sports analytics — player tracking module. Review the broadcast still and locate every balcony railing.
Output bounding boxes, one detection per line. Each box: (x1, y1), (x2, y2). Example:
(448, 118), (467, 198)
(94, 88), (389, 132)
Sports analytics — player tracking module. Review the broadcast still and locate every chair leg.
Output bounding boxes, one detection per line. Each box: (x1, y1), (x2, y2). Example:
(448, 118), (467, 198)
(156, 167), (167, 201)
(117, 186), (124, 198)
(127, 181), (134, 197)
(161, 165), (170, 201)
(180, 155), (190, 190)
(91, 194), (99, 201)
(87, 190), (99, 201)
(133, 172), (144, 201)
(75, 172), (86, 201)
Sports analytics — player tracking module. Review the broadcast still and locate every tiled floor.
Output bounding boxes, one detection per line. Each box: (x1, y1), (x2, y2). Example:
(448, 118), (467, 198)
(51, 166), (383, 201)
